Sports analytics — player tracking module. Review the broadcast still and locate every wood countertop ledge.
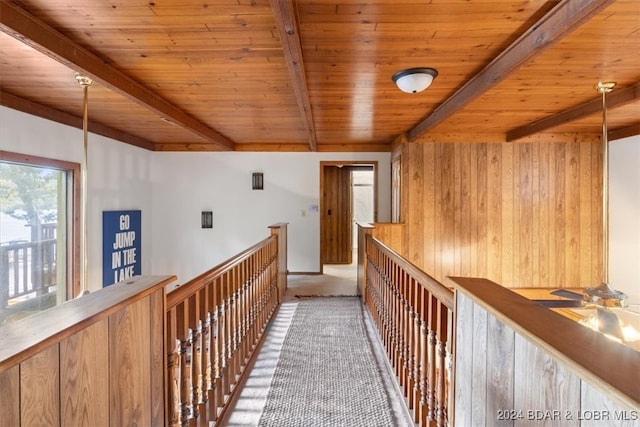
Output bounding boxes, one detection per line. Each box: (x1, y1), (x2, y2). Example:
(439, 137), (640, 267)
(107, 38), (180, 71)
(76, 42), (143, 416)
(448, 276), (640, 411)
(0, 275), (176, 373)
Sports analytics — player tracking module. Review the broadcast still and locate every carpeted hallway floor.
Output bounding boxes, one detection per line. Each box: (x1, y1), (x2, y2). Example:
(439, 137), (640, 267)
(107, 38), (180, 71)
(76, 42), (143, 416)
(220, 263), (415, 426)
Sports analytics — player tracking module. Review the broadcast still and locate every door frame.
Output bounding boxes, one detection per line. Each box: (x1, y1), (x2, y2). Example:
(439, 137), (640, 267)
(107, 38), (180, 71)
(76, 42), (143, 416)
(319, 161), (378, 273)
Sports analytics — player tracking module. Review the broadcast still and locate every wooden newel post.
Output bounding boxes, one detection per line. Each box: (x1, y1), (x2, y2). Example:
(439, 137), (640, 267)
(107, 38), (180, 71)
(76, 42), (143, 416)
(357, 223), (374, 302)
(269, 223), (288, 302)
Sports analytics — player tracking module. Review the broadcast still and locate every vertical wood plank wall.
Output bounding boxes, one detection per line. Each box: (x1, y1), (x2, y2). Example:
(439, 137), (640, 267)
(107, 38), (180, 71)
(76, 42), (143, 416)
(399, 141), (602, 288)
(0, 284), (167, 427)
(454, 292), (638, 427)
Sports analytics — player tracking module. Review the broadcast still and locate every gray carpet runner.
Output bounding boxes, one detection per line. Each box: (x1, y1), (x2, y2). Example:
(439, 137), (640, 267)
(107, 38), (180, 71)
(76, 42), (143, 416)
(257, 297), (396, 426)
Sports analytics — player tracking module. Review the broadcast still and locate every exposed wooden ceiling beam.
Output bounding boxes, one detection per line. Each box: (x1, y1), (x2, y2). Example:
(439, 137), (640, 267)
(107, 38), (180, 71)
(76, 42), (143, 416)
(610, 123), (640, 142)
(0, 90), (155, 151)
(0, 1), (235, 151)
(507, 82), (640, 141)
(407, 0), (615, 142)
(270, 0), (317, 152)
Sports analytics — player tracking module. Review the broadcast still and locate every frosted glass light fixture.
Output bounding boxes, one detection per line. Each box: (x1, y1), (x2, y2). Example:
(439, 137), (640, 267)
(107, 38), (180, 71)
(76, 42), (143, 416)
(392, 67), (438, 94)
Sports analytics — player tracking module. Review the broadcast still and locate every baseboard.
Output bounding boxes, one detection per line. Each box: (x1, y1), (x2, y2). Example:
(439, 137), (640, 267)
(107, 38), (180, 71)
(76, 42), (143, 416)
(287, 271), (322, 275)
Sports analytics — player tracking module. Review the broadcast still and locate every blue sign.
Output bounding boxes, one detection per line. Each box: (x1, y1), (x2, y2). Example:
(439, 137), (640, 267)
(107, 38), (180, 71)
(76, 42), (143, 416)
(102, 210), (141, 287)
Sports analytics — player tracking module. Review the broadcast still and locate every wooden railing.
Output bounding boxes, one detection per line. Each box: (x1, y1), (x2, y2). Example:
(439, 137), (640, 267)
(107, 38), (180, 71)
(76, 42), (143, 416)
(361, 229), (455, 427)
(165, 223), (287, 426)
(0, 239), (57, 309)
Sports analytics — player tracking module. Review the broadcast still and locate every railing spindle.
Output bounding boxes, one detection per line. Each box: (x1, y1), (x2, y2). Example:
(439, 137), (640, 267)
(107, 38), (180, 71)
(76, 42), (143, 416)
(165, 225), (287, 426)
(362, 232), (454, 427)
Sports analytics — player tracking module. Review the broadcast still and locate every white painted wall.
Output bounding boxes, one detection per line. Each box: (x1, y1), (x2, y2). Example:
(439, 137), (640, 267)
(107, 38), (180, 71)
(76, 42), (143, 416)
(3, 105), (637, 301)
(609, 135), (640, 305)
(1, 107), (391, 287)
(150, 152), (391, 284)
(1, 107), (154, 292)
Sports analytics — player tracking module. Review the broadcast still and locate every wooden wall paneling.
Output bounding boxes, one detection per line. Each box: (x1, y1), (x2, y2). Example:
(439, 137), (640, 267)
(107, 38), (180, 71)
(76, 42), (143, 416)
(515, 143), (533, 285)
(579, 142), (596, 286)
(400, 143), (410, 257)
(110, 296), (152, 427)
(530, 142), (541, 286)
(513, 142), (521, 285)
(538, 142), (551, 287)
(149, 289), (166, 426)
(457, 143), (472, 278)
(432, 143), (443, 282)
(400, 140), (602, 289)
(411, 143), (425, 268)
(513, 334), (581, 426)
(501, 143), (515, 286)
(546, 142), (558, 287)
(486, 313), (515, 424)
(20, 344), (59, 426)
(370, 223), (404, 255)
(471, 300), (488, 426)
(453, 143), (462, 278)
(566, 142), (581, 286)
(453, 292), (474, 427)
(60, 319), (109, 427)
(423, 143), (436, 278)
(554, 143), (567, 286)
(581, 382), (638, 427)
(0, 365), (20, 426)
(487, 143), (503, 285)
(455, 282), (639, 426)
(440, 144), (455, 280)
(475, 143), (488, 280)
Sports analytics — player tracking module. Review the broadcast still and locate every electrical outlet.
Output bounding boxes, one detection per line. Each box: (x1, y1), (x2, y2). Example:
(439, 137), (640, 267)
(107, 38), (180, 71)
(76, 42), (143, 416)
(301, 209), (306, 217)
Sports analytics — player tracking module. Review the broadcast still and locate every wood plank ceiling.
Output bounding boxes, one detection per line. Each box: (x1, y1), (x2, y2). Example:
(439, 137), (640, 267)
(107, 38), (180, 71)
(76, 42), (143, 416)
(1, 0), (639, 152)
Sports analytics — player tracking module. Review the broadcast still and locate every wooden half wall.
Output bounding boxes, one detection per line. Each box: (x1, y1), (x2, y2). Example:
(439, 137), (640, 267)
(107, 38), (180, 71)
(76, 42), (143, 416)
(0, 275), (175, 427)
(451, 277), (639, 426)
(396, 140), (603, 288)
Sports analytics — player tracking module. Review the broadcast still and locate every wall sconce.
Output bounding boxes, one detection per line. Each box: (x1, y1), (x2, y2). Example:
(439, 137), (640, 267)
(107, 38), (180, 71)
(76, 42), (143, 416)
(252, 172), (264, 190)
(201, 211), (213, 228)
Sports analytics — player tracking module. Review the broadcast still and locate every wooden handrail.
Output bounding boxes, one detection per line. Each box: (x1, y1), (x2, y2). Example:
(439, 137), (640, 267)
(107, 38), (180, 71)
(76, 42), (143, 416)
(0, 275), (175, 372)
(165, 224), (287, 426)
(167, 235), (275, 309)
(449, 276), (640, 412)
(366, 234), (454, 309)
(361, 230), (455, 427)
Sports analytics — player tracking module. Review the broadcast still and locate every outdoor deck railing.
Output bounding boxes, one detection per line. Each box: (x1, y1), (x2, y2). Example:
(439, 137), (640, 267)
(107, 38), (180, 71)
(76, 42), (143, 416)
(165, 224), (287, 427)
(362, 231), (455, 427)
(0, 239), (57, 309)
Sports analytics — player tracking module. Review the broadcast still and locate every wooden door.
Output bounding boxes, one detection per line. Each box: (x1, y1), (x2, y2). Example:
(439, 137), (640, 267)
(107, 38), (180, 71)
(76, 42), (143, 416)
(321, 166), (352, 264)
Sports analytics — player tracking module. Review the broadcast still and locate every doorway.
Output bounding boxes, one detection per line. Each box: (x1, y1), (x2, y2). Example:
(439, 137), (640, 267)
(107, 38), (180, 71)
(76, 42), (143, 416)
(320, 161), (377, 272)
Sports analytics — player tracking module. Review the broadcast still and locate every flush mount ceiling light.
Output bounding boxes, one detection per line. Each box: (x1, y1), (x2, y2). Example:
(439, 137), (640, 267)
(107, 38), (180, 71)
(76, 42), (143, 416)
(391, 67), (438, 94)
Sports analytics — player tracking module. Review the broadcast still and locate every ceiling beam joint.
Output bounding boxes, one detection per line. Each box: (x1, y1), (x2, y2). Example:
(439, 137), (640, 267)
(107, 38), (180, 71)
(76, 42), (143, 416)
(0, 1), (235, 151)
(507, 82), (640, 141)
(407, 0), (615, 142)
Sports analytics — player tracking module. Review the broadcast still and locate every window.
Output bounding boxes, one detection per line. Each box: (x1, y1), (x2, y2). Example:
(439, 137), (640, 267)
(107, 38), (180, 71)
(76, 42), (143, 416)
(352, 168), (374, 249)
(0, 151), (79, 325)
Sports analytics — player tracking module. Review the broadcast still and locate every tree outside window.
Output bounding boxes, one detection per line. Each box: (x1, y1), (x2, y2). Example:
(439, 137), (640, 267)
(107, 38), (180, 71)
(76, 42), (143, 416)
(0, 152), (79, 326)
